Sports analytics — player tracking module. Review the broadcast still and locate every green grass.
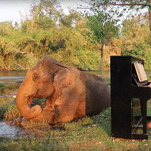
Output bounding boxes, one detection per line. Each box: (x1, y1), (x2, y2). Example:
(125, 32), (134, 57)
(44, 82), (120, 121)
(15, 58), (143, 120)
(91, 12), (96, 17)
(0, 108), (113, 151)
(0, 97), (14, 119)
(0, 83), (6, 88)
(2, 89), (151, 150)
(104, 78), (110, 85)
(1, 105), (151, 151)
(4, 103), (22, 121)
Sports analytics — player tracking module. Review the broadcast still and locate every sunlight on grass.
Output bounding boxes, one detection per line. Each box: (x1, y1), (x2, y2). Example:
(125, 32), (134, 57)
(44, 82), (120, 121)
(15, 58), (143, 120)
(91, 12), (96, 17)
(4, 103), (21, 121)
(2, 97), (151, 150)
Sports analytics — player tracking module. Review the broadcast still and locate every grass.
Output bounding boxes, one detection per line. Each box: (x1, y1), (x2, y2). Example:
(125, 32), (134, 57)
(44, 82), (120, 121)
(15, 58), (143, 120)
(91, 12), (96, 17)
(4, 103), (22, 121)
(0, 107), (113, 151)
(103, 78), (110, 86)
(0, 97), (14, 119)
(0, 83), (6, 88)
(2, 88), (151, 150)
(1, 103), (151, 151)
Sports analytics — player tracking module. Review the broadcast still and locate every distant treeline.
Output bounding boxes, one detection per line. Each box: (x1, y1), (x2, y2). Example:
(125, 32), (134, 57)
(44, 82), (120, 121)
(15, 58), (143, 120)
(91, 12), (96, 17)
(0, 0), (151, 71)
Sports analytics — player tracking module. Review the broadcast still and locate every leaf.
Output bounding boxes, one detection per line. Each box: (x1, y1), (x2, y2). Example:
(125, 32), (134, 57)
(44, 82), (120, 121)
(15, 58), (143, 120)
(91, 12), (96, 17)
(136, 8), (139, 11)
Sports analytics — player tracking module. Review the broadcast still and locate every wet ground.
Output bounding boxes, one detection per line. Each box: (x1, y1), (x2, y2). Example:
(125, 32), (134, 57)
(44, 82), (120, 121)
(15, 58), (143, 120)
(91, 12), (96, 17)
(0, 121), (25, 139)
(0, 71), (26, 140)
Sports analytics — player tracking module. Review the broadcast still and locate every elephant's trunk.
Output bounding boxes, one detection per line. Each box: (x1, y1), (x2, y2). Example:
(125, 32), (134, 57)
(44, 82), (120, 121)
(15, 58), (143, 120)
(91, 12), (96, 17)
(16, 84), (42, 119)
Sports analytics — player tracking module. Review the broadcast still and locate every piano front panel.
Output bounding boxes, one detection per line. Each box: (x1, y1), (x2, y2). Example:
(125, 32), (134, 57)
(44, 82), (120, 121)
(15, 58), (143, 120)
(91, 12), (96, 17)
(111, 56), (150, 139)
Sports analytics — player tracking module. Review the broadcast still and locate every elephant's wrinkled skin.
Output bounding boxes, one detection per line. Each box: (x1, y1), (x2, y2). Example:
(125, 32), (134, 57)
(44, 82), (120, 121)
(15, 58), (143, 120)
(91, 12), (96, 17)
(16, 56), (110, 124)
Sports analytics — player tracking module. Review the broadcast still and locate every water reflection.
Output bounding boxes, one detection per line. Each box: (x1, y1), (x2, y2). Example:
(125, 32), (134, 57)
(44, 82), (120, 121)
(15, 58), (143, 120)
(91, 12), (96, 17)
(0, 70), (127, 97)
(0, 70), (110, 96)
(0, 71), (26, 96)
(1, 70), (151, 97)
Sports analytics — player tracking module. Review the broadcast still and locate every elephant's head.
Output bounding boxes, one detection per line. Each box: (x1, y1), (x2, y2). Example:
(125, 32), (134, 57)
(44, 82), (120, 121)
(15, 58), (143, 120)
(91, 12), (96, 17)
(16, 56), (68, 119)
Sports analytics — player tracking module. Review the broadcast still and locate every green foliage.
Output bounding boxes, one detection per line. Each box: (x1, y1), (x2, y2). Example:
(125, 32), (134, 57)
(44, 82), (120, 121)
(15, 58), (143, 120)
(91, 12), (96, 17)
(1, 0), (151, 72)
(87, 12), (118, 43)
(0, 0), (102, 71)
(49, 27), (101, 70)
(85, 2), (119, 78)
(121, 15), (151, 70)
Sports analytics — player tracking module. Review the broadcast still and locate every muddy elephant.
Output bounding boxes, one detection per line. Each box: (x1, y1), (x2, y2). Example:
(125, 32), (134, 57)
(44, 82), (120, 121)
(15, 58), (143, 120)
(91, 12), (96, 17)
(16, 56), (110, 125)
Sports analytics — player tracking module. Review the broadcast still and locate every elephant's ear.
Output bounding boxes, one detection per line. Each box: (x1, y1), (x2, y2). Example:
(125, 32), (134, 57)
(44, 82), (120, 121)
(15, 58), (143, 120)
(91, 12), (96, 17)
(55, 62), (68, 68)
(51, 57), (68, 68)
(53, 69), (72, 96)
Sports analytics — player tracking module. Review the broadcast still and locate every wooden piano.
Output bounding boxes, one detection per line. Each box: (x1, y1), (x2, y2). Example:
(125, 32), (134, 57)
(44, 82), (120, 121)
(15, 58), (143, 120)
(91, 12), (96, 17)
(111, 56), (151, 139)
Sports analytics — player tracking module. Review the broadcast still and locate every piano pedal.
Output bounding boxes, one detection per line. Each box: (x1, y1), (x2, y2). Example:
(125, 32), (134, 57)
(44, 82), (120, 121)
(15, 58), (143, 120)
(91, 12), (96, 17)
(132, 124), (143, 128)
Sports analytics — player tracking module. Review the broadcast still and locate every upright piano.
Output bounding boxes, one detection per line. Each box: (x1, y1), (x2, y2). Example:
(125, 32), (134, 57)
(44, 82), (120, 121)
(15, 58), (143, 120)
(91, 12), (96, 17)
(111, 56), (151, 139)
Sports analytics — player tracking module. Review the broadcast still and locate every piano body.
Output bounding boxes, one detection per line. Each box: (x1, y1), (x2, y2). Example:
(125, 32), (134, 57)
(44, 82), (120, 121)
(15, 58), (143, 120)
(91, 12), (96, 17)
(111, 56), (151, 139)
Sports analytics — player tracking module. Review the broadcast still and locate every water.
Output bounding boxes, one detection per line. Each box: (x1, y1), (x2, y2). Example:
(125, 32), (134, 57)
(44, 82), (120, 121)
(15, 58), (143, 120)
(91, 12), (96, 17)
(0, 70), (109, 97)
(0, 71), (26, 139)
(0, 121), (25, 139)
(0, 71), (26, 97)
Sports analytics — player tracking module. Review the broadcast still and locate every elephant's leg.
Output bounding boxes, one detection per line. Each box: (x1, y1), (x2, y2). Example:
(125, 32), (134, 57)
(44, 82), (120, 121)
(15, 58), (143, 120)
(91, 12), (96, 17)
(30, 101), (83, 124)
(51, 100), (85, 123)
(43, 91), (58, 110)
(44, 99), (54, 110)
(21, 109), (58, 128)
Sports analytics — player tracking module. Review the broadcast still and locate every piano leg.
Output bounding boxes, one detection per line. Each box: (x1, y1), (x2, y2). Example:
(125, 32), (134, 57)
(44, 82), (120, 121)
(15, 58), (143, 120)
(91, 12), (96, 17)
(141, 99), (147, 134)
(132, 99), (148, 139)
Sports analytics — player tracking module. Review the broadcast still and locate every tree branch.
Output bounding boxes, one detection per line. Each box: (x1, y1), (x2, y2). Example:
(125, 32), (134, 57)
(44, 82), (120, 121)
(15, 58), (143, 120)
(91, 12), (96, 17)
(77, 2), (151, 9)
(13, 49), (27, 54)
(97, 3), (150, 7)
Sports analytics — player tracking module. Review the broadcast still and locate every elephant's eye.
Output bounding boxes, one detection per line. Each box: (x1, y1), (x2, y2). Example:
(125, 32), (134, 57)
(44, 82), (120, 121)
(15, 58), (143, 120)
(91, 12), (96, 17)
(33, 73), (39, 81)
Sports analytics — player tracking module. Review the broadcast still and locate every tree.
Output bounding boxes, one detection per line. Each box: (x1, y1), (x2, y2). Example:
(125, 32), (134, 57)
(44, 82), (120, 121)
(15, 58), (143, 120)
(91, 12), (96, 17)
(85, 5), (118, 78)
(86, 0), (151, 38)
(59, 9), (82, 27)
(19, 0), (63, 32)
(121, 15), (151, 70)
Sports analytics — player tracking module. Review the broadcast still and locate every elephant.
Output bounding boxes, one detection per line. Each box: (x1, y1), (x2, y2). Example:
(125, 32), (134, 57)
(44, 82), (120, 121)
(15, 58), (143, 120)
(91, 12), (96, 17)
(16, 56), (110, 125)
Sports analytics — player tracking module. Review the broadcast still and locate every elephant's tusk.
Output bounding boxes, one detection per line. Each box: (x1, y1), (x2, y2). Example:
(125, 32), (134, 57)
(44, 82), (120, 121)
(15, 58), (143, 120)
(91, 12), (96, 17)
(25, 94), (29, 98)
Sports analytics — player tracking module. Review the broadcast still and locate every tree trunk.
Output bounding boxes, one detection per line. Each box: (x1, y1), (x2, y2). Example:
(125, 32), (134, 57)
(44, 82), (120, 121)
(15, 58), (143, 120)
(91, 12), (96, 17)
(100, 42), (104, 79)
